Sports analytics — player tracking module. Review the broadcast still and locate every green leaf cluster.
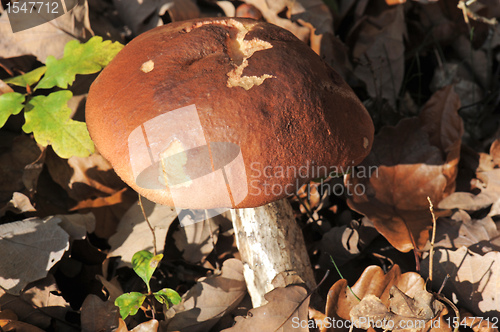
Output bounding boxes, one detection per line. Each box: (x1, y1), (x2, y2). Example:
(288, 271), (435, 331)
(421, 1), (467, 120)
(1, 36), (123, 159)
(115, 250), (181, 320)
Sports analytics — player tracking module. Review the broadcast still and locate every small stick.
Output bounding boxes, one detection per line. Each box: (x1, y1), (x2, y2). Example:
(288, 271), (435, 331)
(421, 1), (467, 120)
(426, 197), (437, 291)
(138, 193), (157, 256)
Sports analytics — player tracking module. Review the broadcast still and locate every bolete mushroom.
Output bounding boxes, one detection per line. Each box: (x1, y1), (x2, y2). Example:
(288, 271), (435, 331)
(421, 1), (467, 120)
(86, 17), (374, 307)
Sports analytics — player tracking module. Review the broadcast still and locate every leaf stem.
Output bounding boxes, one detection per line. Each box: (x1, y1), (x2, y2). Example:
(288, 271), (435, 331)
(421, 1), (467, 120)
(138, 194), (157, 256)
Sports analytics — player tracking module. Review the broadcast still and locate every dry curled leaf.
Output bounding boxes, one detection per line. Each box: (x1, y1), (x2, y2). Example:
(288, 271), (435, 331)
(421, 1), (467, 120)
(0, 275), (69, 330)
(348, 4), (406, 108)
(165, 259), (246, 332)
(422, 246), (500, 317)
(431, 210), (500, 254)
(350, 286), (444, 331)
(346, 86), (463, 252)
(0, 0), (92, 62)
(223, 284), (310, 332)
(325, 265), (449, 332)
(439, 139), (500, 212)
(0, 217), (69, 294)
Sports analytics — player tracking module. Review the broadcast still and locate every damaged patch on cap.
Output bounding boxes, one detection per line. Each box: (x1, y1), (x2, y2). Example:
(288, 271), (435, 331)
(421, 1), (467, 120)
(186, 18), (275, 90)
(141, 60), (154, 73)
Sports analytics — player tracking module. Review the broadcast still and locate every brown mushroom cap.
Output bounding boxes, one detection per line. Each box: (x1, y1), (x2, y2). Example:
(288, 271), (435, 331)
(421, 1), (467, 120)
(86, 17), (374, 209)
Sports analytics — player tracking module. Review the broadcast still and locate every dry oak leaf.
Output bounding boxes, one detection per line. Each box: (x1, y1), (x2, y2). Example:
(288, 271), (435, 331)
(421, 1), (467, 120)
(346, 85), (463, 252)
(0, 217), (69, 295)
(222, 284), (310, 332)
(431, 210), (500, 254)
(422, 246), (500, 317)
(350, 286), (444, 331)
(460, 309), (499, 332)
(242, 0), (310, 41)
(347, 4), (406, 108)
(165, 258), (246, 332)
(439, 139), (500, 212)
(325, 265), (450, 332)
(0, 275), (70, 330)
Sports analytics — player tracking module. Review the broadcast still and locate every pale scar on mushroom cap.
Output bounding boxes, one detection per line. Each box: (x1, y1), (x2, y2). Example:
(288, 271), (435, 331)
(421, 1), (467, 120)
(140, 19), (275, 91)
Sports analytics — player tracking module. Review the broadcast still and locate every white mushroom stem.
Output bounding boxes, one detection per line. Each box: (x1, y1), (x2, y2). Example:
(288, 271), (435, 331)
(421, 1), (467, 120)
(230, 198), (316, 307)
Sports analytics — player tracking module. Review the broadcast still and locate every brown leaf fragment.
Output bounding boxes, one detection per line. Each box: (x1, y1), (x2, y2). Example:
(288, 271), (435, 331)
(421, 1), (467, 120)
(327, 265), (450, 332)
(438, 139), (500, 213)
(131, 319), (159, 331)
(422, 247), (500, 317)
(346, 86), (463, 252)
(0, 134), (42, 206)
(223, 284), (309, 332)
(0, 320), (45, 332)
(0, 275), (69, 330)
(461, 309), (499, 332)
(431, 210), (500, 253)
(81, 294), (119, 332)
(348, 5), (406, 108)
(0, 192), (36, 218)
(0, 217), (69, 294)
(0, 0), (92, 62)
(165, 259), (246, 332)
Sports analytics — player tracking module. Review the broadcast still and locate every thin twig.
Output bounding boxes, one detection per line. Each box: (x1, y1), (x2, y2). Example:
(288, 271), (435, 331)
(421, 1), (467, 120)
(426, 197), (437, 291)
(138, 193), (157, 256)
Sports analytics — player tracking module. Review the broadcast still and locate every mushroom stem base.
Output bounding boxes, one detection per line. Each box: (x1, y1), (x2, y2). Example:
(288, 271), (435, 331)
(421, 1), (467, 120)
(230, 198), (316, 308)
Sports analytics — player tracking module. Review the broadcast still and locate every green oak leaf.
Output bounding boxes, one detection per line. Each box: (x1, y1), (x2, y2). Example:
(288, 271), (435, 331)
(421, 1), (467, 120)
(23, 90), (94, 158)
(36, 36), (123, 90)
(154, 288), (181, 309)
(131, 251), (163, 293)
(3, 66), (47, 87)
(0, 92), (25, 127)
(115, 292), (147, 320)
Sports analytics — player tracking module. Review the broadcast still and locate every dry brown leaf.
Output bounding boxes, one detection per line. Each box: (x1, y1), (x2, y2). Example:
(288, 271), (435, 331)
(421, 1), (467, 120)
(288, 0), (333, 35)
(71, 187), (138, 239)
(439, 139), (500, 212)
(113, 0), (199, 36)
(0, 0), (92, 62)
(81, 294), (119, 332)
(0, 217), (69, 294)
(0, 192), (36, 218)
(223, 284), (309, 332)
(326, 265), (449, 332)
(422, 246), (500, 317)
(0, 134), (42, 206)
(173, 213), (233, 264)
(350, 286), (444, 331)
(0, 275), (69, 330)
(431, 210), (500, 253)
(461, 309), (499, 332)
(56, 213), (96, 242)
(347, 4), (406, 108)
(165, 259), (246, 332)
(131, 319), (159, 331)
(346, 86), (463, 252)
(108, 198), (177, 268)
(0, 320), (45, 332)
(242, 0), (310, 41)
(45, 151), (125, 202)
